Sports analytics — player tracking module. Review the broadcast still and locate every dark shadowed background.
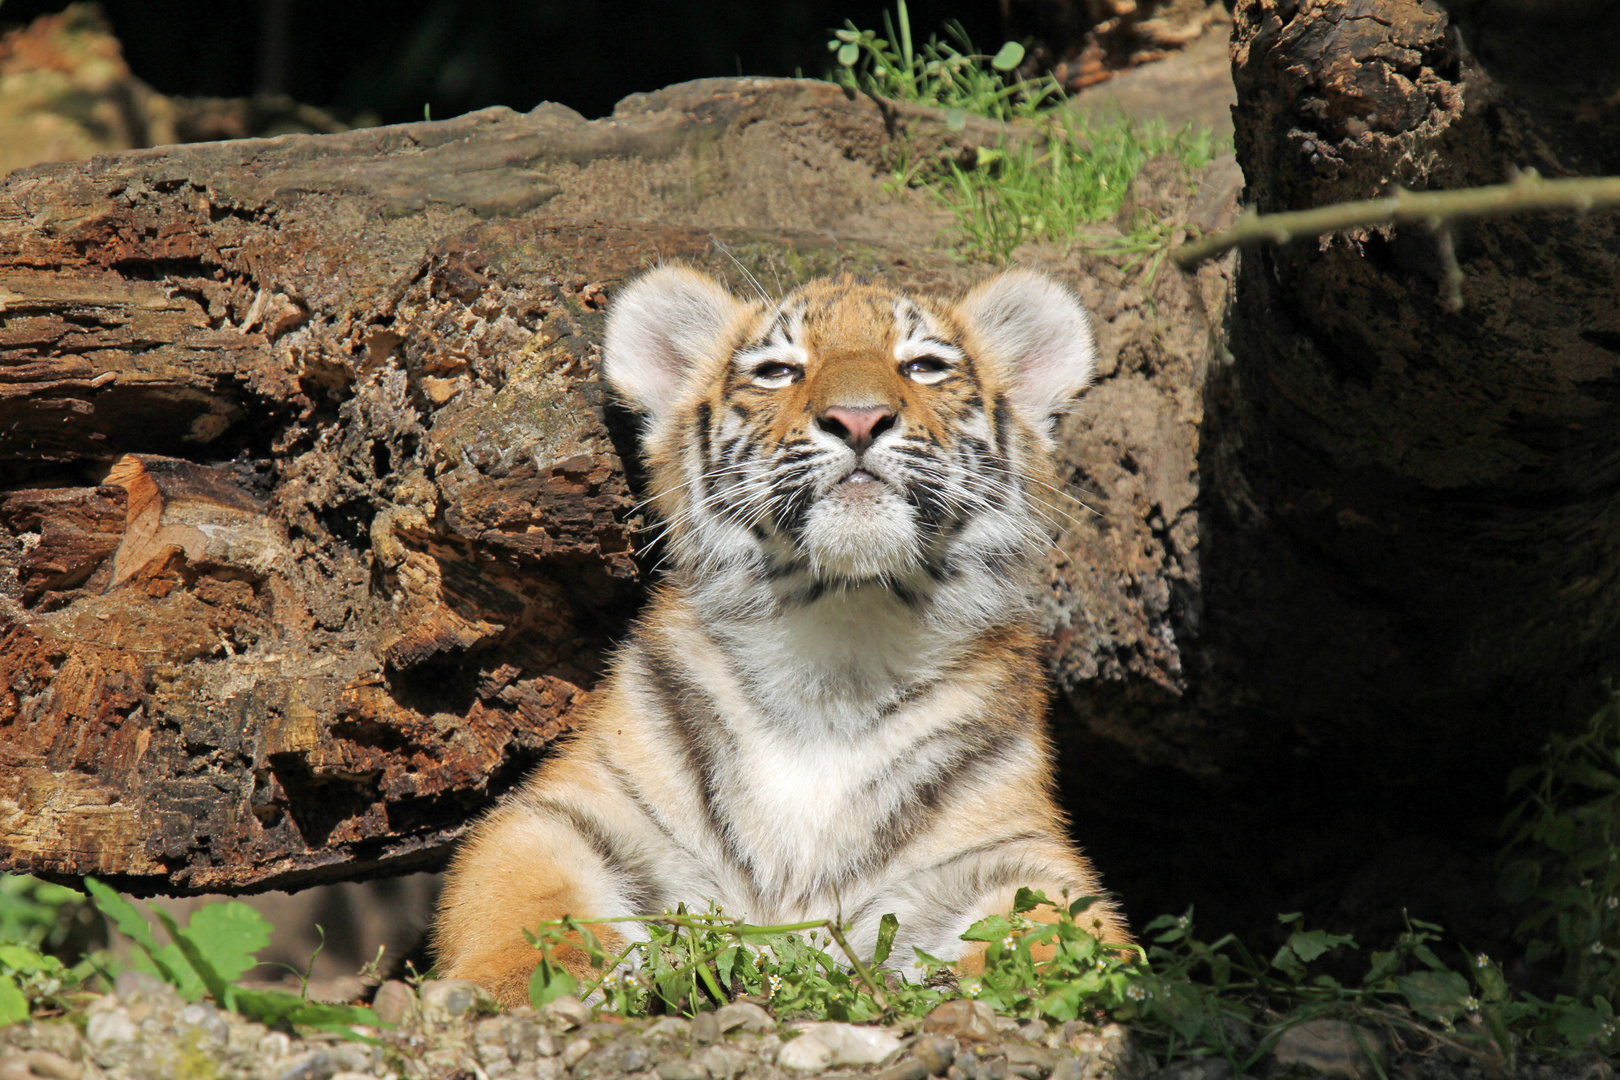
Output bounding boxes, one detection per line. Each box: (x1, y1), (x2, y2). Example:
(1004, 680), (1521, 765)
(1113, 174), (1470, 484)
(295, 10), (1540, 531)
(0, 0), (1006, 123)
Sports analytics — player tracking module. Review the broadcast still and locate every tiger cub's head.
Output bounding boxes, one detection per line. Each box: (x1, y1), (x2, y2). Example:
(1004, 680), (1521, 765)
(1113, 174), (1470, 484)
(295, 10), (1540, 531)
(602, 267), (1095, 609)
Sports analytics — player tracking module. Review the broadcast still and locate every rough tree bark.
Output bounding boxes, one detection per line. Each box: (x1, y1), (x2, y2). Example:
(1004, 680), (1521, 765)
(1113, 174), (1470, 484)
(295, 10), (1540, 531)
(1207, 0), (1620, 772)
(1047, 0), (1620, 940)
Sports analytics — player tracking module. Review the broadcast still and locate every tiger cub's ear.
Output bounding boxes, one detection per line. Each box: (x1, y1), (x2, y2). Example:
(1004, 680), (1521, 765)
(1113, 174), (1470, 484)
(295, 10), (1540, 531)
(602, 266), (747, 419)
(956, 269), (1097, 430)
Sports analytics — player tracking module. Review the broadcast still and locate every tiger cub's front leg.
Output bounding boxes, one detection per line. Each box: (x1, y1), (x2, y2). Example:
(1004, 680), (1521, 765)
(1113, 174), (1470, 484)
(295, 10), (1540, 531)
(434, 775), (646, 1008)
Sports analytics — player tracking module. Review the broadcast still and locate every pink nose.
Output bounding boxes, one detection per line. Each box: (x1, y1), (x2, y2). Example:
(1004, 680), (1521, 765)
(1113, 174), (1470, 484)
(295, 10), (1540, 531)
(818, 406), (895, 453)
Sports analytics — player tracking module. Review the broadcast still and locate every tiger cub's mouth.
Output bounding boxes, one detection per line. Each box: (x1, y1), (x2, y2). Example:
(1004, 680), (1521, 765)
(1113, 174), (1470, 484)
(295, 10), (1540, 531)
(839, 468), (878, 485)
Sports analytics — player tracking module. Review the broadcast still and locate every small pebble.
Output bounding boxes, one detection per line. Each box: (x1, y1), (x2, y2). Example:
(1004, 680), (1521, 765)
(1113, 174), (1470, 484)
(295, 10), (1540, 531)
(562, 1036), (594, 1069)
(788, 1022), (903, 1067)
(472, 1017), (521, 1068)
(691, 1011), (721, 1044)
(610, 1035), (653, 1072)
(419, 979), (492, 1021)
(714, 1001), (774, 1033)
(950, 1049), (981, 1080)
(1005, 1045), (1057, 1078)
(1272, 1019), (1384, 1080)
(1049, 1056), (1085, 1080)
(112, 970), (167, 1005)
(259, 1032), (295, 1059)
(370, 980), (416, 1027)
(84, 1011), (138, 1051)
(646, 1017), (694, 1040)
(777, 1034), (833, 1074)
(276, 1049), (335, 1080)
(924, 1000), (1000, 1042)
(176, 1002), (230, 1048)
(657, 1058), (710, 1080)
(695, 1045), (750, 1080)
(543, 996), (593, 1029)
(916, 1035), (957, 1075)
(877, 1059), (931, 1080)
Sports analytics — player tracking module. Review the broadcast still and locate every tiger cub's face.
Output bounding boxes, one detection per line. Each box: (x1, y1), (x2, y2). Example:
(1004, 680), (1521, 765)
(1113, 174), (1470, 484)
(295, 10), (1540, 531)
(602, 268), (1096, 605)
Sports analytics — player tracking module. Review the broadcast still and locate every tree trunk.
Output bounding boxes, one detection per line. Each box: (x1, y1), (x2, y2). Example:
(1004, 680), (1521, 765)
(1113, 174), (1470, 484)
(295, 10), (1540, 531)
(1050, 0), (1620, 946)
(1212, 0), (1620, 774)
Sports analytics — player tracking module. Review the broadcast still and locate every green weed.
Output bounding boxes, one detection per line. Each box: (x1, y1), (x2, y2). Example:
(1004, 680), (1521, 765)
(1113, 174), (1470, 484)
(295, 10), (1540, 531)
(526, 907), (933, 1020)
(0, 878), (102, 1024)
(828, 0), (1055, 122)
(526, 886), (1619, 1063)
(1501, 686), (1620, 1006)
(81, 878), (380, 1039)
(942, 115), (1220, 264)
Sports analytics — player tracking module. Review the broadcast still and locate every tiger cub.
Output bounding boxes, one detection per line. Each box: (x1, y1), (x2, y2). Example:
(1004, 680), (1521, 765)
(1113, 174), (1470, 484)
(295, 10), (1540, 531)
(434, 267), (1130, 1006)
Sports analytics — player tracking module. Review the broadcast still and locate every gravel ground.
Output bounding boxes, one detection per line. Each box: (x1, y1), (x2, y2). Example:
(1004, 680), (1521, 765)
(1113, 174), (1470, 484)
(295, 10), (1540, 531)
(1, 974), (1614, 1080)
(0, 973), (1141, 1080)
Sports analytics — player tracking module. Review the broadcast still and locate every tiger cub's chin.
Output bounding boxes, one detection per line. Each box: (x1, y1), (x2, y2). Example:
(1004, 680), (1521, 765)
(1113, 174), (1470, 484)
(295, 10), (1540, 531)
(800, 483), (921, 581)
(432, 266), (1132, 1009)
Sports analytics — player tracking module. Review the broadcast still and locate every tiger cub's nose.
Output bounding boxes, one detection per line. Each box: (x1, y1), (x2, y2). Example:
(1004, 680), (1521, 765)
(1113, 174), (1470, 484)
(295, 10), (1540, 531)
(817, 406), (895, 454)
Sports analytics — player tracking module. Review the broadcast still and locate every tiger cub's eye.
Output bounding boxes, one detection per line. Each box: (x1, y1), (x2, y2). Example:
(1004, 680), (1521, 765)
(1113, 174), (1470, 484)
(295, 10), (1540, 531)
(902, 356), (953, 384)
(751, 362), (801, 389)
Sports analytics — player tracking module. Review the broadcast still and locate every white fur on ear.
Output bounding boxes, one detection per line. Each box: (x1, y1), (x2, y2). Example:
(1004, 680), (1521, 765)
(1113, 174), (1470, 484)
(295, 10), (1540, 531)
(602, 267), (744, 417)
(957, 269), (1097, 425)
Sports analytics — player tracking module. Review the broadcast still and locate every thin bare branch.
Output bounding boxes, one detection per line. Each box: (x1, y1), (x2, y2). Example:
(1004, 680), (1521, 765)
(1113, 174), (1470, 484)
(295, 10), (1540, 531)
(1172, 170), (1620, 270)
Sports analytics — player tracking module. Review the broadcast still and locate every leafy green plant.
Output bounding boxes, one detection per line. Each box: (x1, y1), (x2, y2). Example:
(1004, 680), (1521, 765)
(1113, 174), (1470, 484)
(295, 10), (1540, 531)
(828, 0), (1053, 122)
(526, 906), (943, 1020)
(526, 884), (1618, 1064)
(82, 878), (381, 1038)
(0, 940), (101, 1027)
(1501, 687), (1620, 999)
(0, 875), (93, 954)
(0, 877), (104, 1027)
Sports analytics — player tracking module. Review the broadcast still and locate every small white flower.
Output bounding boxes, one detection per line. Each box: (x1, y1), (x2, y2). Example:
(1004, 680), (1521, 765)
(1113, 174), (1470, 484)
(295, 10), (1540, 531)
(1593, 942), (1607, 955)
(1094, 959), (1108, 971)
(1475, 953), (1490, 968)
(1608, 896), (1618, 910)
(1125, 984), (1147, 1001)
(1464, 997), (1480, 1013)
(1177, 916), (1190, 929)
(1001, 935), (1017, 949)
